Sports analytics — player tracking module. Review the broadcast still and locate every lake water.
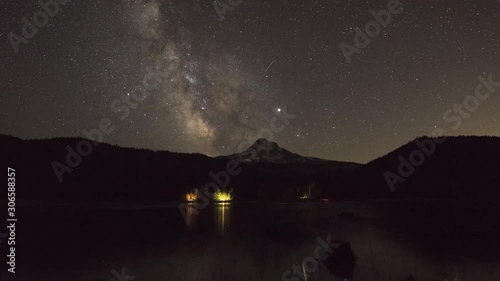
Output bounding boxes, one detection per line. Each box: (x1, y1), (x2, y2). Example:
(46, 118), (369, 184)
(9, 201), (500, 281)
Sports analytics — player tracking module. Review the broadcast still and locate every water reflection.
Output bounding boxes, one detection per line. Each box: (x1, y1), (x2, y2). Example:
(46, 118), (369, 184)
(21, 202), (500, 281)
(214, 202), (231, 235)
(185, 203), (199, 233)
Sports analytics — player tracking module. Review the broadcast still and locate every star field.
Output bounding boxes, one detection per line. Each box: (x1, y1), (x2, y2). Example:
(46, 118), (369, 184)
(1, 0), (500, 163)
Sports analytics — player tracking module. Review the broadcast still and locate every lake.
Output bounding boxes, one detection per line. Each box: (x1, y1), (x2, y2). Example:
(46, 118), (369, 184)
(9, 201), (500, 281)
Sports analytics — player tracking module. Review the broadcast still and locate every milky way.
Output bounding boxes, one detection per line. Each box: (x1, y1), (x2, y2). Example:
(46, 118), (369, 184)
(122, 0), (275, 155)
(1, 0), (500, 162)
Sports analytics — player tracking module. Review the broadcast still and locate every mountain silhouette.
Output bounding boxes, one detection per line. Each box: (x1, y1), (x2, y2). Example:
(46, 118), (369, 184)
(351, 136), (500, 199)
(222, 138), (302, 163)
(1, 134), (500, 202)
(219, 138), (360, 171)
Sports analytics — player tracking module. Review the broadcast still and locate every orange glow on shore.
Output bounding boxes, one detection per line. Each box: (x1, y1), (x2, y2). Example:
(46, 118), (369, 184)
(185, 190), (197, 202)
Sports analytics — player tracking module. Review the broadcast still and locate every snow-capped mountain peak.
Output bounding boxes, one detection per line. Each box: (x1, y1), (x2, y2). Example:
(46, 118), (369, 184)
(222, 138), (314, 163)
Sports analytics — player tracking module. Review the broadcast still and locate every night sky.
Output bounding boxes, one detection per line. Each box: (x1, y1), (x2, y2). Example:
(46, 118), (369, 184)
(1, 0), (499, 163)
